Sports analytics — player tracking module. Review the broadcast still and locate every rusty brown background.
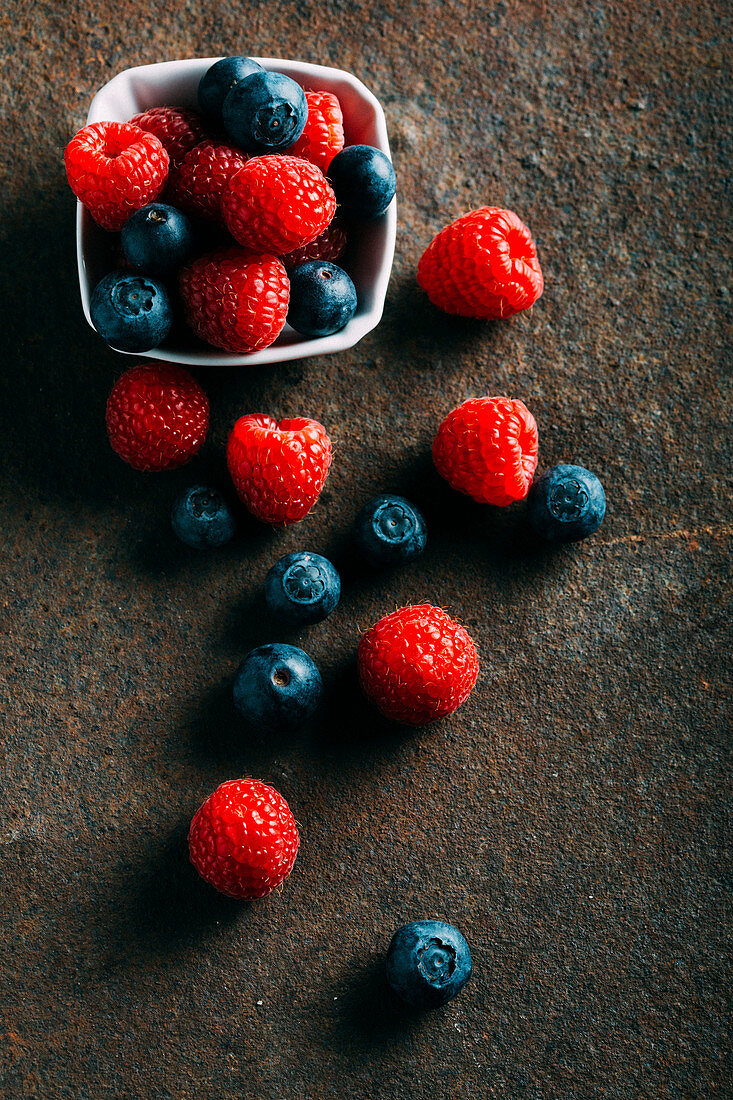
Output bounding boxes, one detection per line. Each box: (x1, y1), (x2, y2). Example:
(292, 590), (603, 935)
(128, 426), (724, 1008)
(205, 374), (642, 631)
(0, 1), (730, 1097)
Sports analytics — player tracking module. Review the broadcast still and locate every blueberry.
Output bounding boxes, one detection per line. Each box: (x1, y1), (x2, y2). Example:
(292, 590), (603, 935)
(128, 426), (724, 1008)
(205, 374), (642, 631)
(526, 464), (607, 542)
(287, 261), (357, 337)
(353, 494), (427, 566)
(386, 921), (472, 1009)
(121, 203), (193, 277)
(265, 552), (341, 626)
(171, 486), (236, 549)
(327, 145), (396, 220)
(198, 55), (263, 122)
(233, 644), (322, 731)
(89, 271), (172, 352)
(222, 70), (307, 154)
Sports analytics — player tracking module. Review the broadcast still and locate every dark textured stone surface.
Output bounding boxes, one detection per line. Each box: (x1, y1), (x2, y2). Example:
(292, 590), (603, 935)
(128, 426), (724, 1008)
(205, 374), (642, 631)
(0, 2), (730, 1097)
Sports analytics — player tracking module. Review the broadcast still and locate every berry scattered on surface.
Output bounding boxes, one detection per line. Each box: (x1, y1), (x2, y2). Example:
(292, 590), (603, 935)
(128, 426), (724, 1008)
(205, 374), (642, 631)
(353, 494), (427, 567)
(167, 140), (248, 222)
(121, 202), (193, 276)
(90, 270), (172, 352)
(327, 144), (396, 219)
(222, 70), (308, 153)
(265, 552), (341, 625)
(358, 604), (478, 725)
(188, 778), (299, 899)
(433, 396), (539, 506)
(233, 644), (323, 730)
(128, 106), (207, 165)
(527, 464), (606, 542)
(65, 121), (169, 231)
(287, 260), (357, 337)
(289, 90), (344, 172)
(106, 363), (208, 472)
(198, 56), (263, 122)
(281, 216), (347, 270)
(227, 414), (332, 525)
(417, 207), (543, 319)
(222, 155), (336, 254)
(179, 247), (289, 353)
(386, 921), (473, 1008)
(171, 485), (236, 548)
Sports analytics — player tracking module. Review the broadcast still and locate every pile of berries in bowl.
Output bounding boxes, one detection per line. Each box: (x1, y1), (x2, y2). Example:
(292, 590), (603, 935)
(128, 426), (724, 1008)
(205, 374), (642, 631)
(66, 56), (397, 365)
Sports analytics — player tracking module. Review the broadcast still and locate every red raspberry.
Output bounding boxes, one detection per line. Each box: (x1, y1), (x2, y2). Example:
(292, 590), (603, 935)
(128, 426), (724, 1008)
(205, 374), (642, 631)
(417, 207), (544, 319)
(358, 604), (479, 726)
(128, 106), (207, 165)
(433, 396), (538, 506)
(221, 156), (337, 254)
(105, 363), (209, 472)
(281, 215), (347, 270)
(189, 779), (299, 899)
(167, 140), (248, 222)
(64, 121), (169, 231)
(288, 91), (345, 172)
(227, 414), (332, 526)
(179, 248), (289, 354)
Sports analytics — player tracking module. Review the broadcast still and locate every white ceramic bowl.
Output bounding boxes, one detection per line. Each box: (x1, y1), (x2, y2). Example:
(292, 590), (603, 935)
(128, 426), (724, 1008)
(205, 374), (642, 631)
(76, 57), (396, 366)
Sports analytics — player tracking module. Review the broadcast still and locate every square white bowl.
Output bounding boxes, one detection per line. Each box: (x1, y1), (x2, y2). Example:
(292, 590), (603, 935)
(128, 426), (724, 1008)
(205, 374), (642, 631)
(76, 57), (396, 366)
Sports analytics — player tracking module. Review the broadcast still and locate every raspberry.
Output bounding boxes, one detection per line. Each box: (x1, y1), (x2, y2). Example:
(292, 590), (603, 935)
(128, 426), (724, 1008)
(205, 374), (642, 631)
(227, 414), (332, 526)
(433, 396), (538, 506)
(179, 247), (289, 353)
(221, 155), (337, 254)
(189, 779), (299, 899)
(64, 121), (169, 232)
(128, 106), (207, 165)
(358, 604), (479, 726)
(105, 363), (209, 472)
(281, 216), (347, 270)
(166, 140), (248, 222)
(288, 91), (345, 172)
(417, 207), (543, 319)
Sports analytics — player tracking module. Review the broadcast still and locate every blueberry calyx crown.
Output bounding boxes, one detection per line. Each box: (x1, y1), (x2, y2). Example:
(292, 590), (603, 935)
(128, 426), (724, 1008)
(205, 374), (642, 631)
(417, 939), (457, 986)
(112, 276), (156, 317)
(253, 101), (299, 144)
(281, 559), (327, 604)
(548, 477), (590, 521)
(373, 499), (416, 544)
(187, 487), (223, 520)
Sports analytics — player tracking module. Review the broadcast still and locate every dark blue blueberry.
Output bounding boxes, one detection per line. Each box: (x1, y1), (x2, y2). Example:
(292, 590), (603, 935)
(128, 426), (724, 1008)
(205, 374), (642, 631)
(90, 270), (172, 352)
(287, 261), (357, 337)
(121, 203), (193, 277)
(327, 145), (396, 220)
(353, 494), (427, 567)
(233, 644), (322, 731)
(526, 464), (606, 542)
(265, 552), (341, 626)
(222, 70), (307, 154)
(386, 921), (472, 1009)
(198, 55), (263, 122)
(171, 486), (236, 549)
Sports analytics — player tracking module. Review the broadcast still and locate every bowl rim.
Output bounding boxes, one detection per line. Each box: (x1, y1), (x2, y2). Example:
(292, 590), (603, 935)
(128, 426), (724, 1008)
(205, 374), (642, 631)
(75, 56), (396, 366)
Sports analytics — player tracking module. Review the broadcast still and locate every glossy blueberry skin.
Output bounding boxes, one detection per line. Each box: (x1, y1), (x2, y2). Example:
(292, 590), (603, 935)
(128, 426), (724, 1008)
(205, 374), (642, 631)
(327, 145), (396, 219)
(386, 921), (472, 1009)
(265, 552), (341, 626)
(233, 644), (322, 731)
(222, 70), (307, 154)
(121, 203), (193, 277)
(90, 270), (172, 352)
(287, 261), (357, 337)
(171, 486), (236, 549)
(198, 55), (263, 121)
(526, 464), (606, 542)
(353, 494), (427, 567)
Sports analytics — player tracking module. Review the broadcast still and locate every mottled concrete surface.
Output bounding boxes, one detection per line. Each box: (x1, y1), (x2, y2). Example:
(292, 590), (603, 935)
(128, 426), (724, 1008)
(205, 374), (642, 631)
(0, 2), (730, 1098)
